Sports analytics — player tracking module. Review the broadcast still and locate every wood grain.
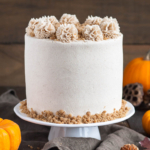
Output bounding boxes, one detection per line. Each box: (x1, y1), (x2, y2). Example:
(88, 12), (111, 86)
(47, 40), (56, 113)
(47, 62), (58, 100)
(0, 0), (150, 44)
(0, 44), (149, 86)
(123, 45), (150, 67)
(0, 44), (25, 86)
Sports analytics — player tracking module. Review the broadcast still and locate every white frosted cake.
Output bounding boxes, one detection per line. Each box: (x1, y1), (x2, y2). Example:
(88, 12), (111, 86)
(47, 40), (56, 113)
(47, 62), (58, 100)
(22, 14), (126, 124)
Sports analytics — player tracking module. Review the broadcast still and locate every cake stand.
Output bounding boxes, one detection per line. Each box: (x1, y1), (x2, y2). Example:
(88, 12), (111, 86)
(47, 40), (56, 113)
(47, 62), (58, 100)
(14, 100), (135, 141)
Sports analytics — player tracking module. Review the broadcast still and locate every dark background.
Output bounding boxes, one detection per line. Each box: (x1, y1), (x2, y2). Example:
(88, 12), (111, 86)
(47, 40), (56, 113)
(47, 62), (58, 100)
(0, 0), (150, 99)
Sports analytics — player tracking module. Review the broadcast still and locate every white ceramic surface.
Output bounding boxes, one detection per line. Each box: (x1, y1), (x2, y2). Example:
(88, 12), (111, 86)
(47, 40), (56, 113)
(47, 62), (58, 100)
(48, 126), (101, 141)
(14, 100), (135, 141)
(25, 34), (123, 116)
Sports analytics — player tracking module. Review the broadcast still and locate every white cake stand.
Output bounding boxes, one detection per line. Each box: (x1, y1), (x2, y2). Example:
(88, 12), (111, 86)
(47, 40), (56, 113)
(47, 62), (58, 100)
(14, 100), (135, 141)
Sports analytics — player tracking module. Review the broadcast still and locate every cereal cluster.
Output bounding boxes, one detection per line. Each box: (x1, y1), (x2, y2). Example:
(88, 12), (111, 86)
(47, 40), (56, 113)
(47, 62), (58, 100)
(20, 100), (129, 124)
(26, 13), (121, 42)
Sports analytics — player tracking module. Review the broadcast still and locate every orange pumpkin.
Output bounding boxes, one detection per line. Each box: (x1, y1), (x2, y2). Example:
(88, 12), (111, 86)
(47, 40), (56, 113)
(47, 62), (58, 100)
(123, 51), (150, 93)
(0, 118), (21, 150)
(142, 110), (150, 135)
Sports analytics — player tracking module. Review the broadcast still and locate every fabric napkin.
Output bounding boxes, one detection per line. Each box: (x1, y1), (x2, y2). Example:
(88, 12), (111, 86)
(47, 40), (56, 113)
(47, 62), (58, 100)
(0, 90), (145, 150)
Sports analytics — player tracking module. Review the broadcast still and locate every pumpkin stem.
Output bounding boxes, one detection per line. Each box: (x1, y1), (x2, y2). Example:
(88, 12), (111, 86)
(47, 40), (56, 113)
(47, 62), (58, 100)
(144, 50), (150, 61)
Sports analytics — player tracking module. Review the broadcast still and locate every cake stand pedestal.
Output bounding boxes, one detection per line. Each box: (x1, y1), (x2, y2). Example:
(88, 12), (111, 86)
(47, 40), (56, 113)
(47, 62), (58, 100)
(14, 100), (135, 141)
(48, 126), (100, 141)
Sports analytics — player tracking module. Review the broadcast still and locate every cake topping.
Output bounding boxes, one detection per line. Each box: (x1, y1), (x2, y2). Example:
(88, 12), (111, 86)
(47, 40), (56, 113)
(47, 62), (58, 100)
(76, 23), (85, 34)
(100, 16), (120, 39)
(84, 16), (102, 25)
(26, 18), (40, 37)
(56, 24), (78, 43)
(60, 13), (79, 25)
(82, 25), (103, 41)
(48, 16), (59, 25)
(26, 14), (122, 42)
(34, 16), (55, 39)
(20, 100), (129, 124)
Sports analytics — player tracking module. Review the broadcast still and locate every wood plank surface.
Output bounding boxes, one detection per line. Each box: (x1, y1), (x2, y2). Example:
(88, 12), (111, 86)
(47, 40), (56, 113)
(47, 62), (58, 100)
(0, 44), (150, 86)
(0, 0), (150, 44)
(123, 45), (150, 67)
(0, 44), (25, 86)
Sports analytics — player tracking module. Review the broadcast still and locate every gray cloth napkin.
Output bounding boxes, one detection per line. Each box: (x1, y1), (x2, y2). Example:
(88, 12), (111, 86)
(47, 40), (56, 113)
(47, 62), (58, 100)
(0, 90), (145, 150)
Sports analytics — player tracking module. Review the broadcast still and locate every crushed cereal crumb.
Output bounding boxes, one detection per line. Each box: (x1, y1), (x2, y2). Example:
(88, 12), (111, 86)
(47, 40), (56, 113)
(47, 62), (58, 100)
(20, 100), (129, 124)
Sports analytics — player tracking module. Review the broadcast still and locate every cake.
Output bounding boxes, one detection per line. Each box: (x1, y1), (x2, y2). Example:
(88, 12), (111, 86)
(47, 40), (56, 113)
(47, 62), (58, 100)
(21, 14), (129, 124)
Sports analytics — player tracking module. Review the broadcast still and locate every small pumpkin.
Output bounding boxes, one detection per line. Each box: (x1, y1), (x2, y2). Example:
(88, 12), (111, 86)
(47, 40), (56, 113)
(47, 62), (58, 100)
(0, 118), (21, 150)
(142, 110), (150, 134)
(123, 51), (150, 93)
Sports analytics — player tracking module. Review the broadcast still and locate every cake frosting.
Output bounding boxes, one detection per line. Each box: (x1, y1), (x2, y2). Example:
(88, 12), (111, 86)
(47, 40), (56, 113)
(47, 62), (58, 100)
(100, 16), (120, 39)
(82, 25), (103, 41)
(25, 14), (121, 42)
(25, 35), (123, 116)
(56, 24), (78, 43)
(84, 16), (102, 25)
(59, 13), (79, 25)
(24, 13), (123, 118)
(34, 20), (55, 39)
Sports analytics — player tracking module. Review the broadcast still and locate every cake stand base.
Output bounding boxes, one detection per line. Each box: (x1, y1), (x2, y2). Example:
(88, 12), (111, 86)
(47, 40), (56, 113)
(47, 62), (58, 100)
(48, 126), (101, 141)
(14, 100), (135, 141)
